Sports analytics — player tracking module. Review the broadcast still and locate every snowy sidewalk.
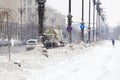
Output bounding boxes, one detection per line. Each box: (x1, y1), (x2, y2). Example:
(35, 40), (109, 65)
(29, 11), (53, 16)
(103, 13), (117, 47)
(26, 40), (120, 80)
(0, 40), (120, 80)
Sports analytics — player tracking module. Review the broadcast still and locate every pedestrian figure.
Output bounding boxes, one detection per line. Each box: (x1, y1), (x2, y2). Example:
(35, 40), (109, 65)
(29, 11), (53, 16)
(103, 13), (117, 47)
(111, 39), (115, 46)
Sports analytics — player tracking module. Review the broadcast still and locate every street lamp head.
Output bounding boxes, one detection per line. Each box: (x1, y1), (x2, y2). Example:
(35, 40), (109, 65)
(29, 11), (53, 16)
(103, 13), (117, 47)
(97, 0), (101, 5)
(36, 0), (46, 3)
(96, 0), (102, 15)
(67, 13), (72, 18)
(93, 0), (96, 5)
(101, 15), (105, 21)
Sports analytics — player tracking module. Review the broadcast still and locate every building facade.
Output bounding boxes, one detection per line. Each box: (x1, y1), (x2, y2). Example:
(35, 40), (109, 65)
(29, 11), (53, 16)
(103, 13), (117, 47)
(0, 0), (66, 41)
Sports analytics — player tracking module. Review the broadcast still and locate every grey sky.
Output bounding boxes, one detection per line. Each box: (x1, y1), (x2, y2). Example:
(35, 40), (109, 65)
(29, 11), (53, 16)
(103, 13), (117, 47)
(46, 0), (120, 27)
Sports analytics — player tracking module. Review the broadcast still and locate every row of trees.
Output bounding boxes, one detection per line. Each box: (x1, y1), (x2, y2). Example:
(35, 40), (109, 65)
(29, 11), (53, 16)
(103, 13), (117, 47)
(0, 9), (66, 42)
(110, 25), (120, 40)
(0, 8), (13, 39)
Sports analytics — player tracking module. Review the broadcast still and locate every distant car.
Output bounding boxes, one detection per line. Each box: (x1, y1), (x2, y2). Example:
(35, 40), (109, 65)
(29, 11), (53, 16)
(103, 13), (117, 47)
(1, 39), (9, 47)
(14, 40), (21, 46)
(26, 39), (38, 50)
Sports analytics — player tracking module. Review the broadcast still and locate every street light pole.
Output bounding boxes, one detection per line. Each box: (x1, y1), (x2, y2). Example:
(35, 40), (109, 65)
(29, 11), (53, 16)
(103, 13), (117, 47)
(67, 0), (72, 43)
(36, 0), (46, 36)
(20, 0), (23, 41)
(88, 0), (91, 42)
(96, 10), (98, 41)
(7, 14), (11, 60)
(96, 0), (101, 40)
(93, 0), (96, 41)
(36, 0), (46, 42)
(81, 0), (84, 41)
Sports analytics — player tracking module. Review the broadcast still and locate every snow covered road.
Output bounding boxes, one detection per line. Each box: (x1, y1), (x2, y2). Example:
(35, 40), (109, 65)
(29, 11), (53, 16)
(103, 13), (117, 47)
(26, 40), (120, 80)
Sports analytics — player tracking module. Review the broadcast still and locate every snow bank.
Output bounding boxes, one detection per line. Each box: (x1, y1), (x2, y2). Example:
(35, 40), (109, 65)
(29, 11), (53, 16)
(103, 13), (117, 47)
(0, 41), (102, 80)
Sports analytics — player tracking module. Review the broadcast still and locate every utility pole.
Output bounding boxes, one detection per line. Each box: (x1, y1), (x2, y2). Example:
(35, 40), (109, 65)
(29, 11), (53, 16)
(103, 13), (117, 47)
(67, 0), (72, 43)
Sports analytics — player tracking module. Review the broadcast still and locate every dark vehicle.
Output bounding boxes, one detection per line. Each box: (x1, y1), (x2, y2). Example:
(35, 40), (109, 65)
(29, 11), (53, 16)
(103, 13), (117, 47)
(59, 41), (66, 47)
(44, 41), (59, 49)
(42, 29), (65, 49)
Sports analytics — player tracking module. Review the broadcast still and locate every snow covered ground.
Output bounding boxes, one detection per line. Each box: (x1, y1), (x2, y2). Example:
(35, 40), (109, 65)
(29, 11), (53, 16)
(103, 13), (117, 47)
(0, 40), (120, 80)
